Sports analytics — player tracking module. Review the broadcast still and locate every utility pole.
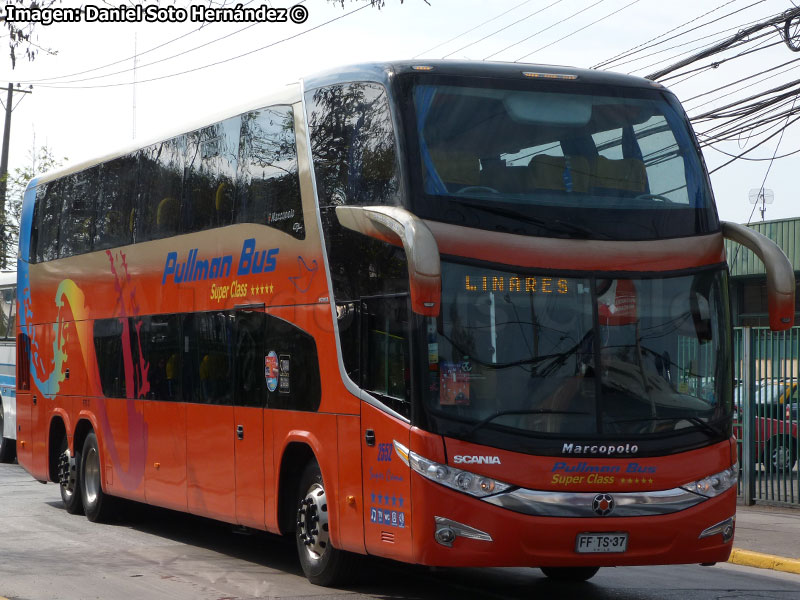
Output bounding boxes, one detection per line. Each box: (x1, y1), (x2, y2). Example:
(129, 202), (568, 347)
(0, 82), (32, 269)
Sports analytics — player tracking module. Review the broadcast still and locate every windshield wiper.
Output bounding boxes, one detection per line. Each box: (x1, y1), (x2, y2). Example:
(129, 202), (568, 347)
(466, 408), (590, 435)
(455, 201), (609, 239)
(609, 415), (724, 438)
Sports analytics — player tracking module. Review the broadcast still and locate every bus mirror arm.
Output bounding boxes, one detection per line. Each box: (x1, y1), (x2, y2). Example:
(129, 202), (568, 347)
(335, 206), (441, 317)
(722, 221), (795, 331)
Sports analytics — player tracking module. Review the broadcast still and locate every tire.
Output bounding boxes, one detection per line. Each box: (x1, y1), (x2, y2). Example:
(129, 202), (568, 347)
(80, 432), (116, 523)
(540, 566), (600, 581)
(767, 438), (797, 471)
(0, 397), (16, 464)
(295, 461), (357, 587)
(58, 437), (84, 515)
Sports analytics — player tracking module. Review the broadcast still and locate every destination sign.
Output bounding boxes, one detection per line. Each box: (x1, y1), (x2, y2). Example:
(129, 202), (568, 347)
(464, 275), (569, 294)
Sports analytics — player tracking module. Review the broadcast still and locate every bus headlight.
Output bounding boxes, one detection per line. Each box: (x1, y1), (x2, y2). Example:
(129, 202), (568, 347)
(681, 463), (738, 497)
(393, 441), (511, 498)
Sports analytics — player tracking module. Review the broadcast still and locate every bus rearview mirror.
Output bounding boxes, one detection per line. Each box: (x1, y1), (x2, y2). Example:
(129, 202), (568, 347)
(335, 206), (441, 317)
(722, 221), (795, 331)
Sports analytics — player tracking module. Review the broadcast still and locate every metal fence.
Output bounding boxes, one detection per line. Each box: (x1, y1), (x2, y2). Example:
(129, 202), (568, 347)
(733, 326), (800, 507)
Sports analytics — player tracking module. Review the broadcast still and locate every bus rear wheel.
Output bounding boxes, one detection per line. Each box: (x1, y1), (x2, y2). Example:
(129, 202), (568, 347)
(58, 437), (83, 515)
(295, 461), (357, 587)
(80, 432), (116, 523)
(540, 566), (600, 581)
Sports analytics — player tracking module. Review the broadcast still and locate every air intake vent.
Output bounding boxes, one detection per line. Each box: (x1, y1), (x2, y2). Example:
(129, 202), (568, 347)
(380, 531), (395, 544)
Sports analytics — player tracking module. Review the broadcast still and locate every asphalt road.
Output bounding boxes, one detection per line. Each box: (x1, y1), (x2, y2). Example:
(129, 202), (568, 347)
(1, 463), (799, 600)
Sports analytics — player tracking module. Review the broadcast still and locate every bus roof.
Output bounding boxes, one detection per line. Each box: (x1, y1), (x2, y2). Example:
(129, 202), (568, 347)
(28, 61), (663, 189)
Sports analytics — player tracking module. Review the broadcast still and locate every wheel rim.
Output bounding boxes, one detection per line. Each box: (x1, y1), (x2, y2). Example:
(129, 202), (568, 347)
(297, 482), (330, 563)
(772, 445), (792, 470)
(84, 445), (100, 505)
(59, 449), (76, 499)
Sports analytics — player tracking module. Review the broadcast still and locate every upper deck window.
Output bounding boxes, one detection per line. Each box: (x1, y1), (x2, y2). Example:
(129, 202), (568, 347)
(399, 75), (718, 241)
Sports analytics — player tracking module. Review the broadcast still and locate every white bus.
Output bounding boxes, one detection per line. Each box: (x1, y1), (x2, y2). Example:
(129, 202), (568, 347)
(0, 270), (16, 463)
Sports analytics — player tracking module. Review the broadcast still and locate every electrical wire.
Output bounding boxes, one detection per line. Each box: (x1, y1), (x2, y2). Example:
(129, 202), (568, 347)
(441, 0), (566, 60)
(594, 0), (765, 69)
(412, 0), (536, 59)
(515, 0), (642, 62)
(33, 1), (371, 89)
(483, 0), (605, 61)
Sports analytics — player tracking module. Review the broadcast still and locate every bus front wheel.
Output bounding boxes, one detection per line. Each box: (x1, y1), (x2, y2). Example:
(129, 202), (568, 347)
(295, 461), (357, 586)
(80, 432), (115, 523)
(540, 566), (600, 581)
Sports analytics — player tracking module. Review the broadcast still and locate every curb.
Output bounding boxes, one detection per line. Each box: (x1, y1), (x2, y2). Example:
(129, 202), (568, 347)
(729, 548), (800, 575)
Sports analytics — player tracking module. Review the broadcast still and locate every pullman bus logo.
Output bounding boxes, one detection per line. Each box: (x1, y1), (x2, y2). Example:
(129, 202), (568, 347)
(592, 493), (615, 517)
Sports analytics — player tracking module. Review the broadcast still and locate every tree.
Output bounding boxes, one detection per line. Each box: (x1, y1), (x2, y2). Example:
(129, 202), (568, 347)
(3, 1), (61, 69)
(2, 145), (65, 267)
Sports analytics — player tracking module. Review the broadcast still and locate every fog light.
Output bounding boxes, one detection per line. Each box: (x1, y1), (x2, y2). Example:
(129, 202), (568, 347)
(699, 516), (735, 542)
(435, 526), (456, 547)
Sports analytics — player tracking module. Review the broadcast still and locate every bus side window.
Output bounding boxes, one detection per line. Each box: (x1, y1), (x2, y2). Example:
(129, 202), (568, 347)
(234, 310), (266, 408)
(263, 314), (321, 412)
(305, 82), (400, 208)
(93, 318), (128, 399)
(0, 287), (13, 339)
(135, 314), (181, 401)
(237, 105), (303, 239)
(95, 155), (136, 250)
(59, 168), (98, 258)
(135, 137), (185, 243)
(35, 181), (62, 262)
(360, 296), (411, 418)
(185, 117), (239, 234)
(184, 311), (233, 406)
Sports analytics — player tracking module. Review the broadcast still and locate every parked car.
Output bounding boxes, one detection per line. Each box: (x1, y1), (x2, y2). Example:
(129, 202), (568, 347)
(733, 380), (798, 471)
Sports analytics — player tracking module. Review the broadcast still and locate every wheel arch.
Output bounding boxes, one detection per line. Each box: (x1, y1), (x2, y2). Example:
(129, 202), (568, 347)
(47, 414), (69, 483)
(277, 432), (333, 536)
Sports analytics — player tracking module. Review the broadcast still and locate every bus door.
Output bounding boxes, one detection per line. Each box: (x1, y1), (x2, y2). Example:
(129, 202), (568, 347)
(184, 312), (235, 521)
(233, 309), (269, 529)
(359, 296), (413, 560)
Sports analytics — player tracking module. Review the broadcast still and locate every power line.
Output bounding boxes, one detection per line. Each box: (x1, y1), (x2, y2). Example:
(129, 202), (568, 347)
(593, 0), (764, 69)
(412, 0), (536, 59)
(33, 1), (369, 90)
(441, 0), (566, 60)
(483, 0), (605, 61)
(515, 0), (643, 62)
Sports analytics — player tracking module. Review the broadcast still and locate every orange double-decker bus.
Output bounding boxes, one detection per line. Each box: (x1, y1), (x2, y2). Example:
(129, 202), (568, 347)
(16, 61), (795, 585)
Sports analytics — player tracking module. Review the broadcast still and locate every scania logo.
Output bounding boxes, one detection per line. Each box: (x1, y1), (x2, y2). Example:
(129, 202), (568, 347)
(452, 455), (501, 465)
(592, 493), (615, 517)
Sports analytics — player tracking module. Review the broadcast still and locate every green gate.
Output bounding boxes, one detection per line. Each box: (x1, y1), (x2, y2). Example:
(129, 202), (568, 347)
(733, 326), (800, 507)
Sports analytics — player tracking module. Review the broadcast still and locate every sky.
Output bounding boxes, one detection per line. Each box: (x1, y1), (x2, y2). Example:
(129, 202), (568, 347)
(1, 0), (799, 225)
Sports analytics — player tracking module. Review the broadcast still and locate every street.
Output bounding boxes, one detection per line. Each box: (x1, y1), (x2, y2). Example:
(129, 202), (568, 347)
(1, 463), (799, 600)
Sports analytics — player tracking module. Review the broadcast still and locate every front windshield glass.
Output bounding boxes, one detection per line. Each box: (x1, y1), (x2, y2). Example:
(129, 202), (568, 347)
(400, 75), (718, 240)
(422, 262), (731, 448)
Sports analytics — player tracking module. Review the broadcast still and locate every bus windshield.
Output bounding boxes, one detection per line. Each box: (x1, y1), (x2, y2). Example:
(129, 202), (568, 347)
(400, 76), (718, 240)
(421, 262), (732, 452)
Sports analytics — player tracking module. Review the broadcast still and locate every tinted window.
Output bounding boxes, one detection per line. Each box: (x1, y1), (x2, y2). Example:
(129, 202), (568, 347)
(264, 314), (321, 411)
(136, 137), (185, 242)
(59, 168), (98, 258)
(34, 181), (62, 262)
(0, 287), (14, 339)
(235, 310), (266, 407)
(362, 296), (411, 418)
(135, 314), (181, 401)
(306, 82), (400, 208)
(93, 318), (128, 398)
(185, 117), (239, 233)
(237, 106), (304, 239)
(184, 311), (233, 405)
(95, 156), (136, 250)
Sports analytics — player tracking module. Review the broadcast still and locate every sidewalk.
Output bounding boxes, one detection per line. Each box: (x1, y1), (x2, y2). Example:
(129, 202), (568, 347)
(730, 502), (800, 575)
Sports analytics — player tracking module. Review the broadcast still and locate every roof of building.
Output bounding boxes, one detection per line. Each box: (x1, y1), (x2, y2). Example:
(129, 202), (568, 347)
(726, 217), (800, 277)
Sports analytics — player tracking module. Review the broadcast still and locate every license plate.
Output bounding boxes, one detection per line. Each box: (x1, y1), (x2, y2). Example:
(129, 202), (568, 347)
(575, 532), (628, 553)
